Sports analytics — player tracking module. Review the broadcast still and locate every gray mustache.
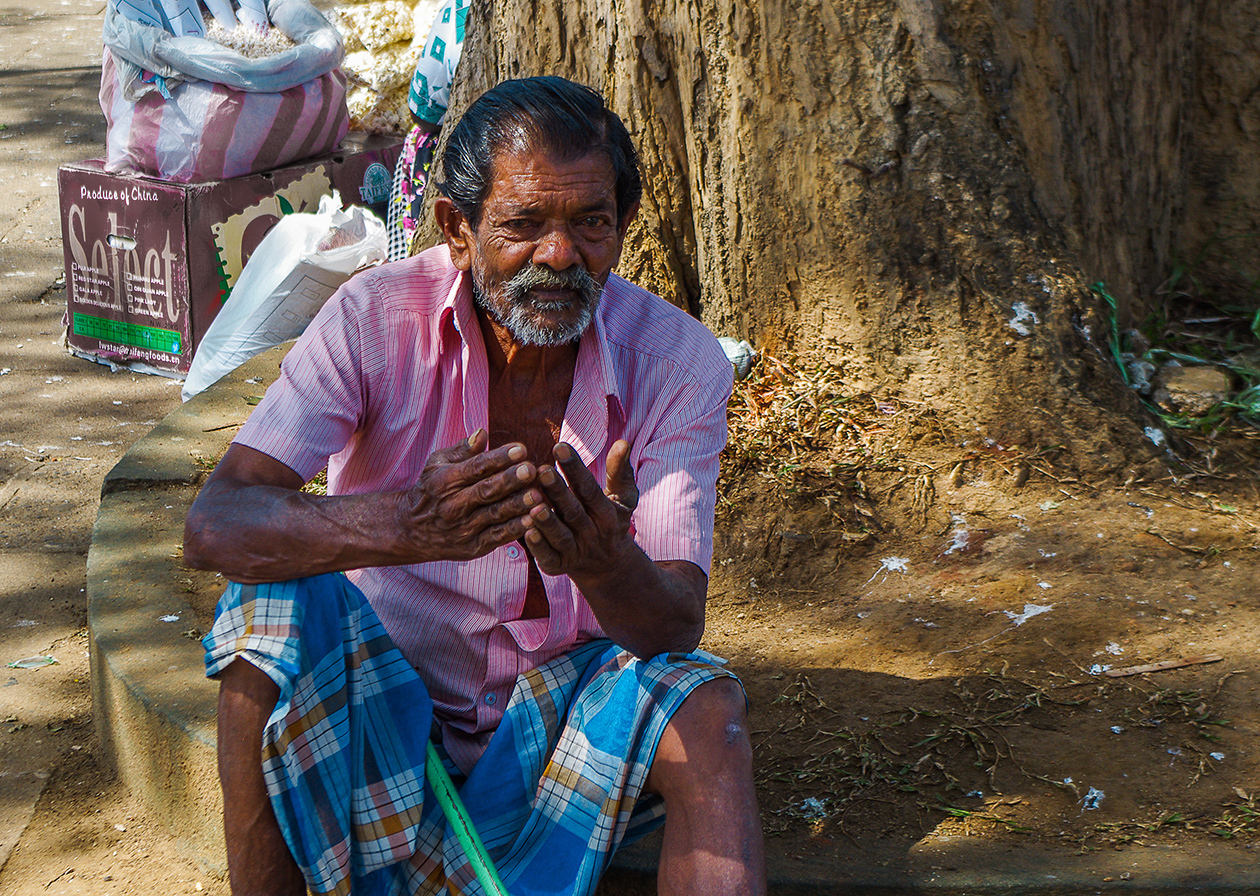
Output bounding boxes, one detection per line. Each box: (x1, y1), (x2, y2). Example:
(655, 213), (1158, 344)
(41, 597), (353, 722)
(505, 264), (600, 299)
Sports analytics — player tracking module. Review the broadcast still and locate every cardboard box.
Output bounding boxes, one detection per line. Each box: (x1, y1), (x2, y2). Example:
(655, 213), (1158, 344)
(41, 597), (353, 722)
(59, 132), (401, 377)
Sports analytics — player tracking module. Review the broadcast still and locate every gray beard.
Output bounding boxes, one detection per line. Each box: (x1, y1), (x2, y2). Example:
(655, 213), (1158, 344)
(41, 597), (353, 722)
(473, 263), (602, 347)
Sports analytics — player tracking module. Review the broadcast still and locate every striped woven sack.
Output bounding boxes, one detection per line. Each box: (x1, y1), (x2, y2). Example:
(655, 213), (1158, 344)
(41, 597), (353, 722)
(99, 47), (349, 184)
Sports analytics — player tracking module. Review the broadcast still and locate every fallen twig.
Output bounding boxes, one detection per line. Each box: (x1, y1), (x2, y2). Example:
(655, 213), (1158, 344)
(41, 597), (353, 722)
(1104, 655), (1224, 678)
(45, 868), (73, 888)
(1145, 528), (1214, 555)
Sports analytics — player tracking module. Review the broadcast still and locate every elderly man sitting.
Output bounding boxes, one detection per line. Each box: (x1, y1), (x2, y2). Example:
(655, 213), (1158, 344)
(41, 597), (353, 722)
(184, 76), (765, 896)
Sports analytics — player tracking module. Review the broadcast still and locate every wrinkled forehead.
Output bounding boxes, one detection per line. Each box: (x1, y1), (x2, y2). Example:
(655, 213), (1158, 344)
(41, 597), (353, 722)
(485, 145), (618, 198)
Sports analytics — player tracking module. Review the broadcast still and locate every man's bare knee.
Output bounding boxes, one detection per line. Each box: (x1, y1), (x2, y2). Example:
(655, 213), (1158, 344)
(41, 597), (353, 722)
(648, 678), (752, 798)
(673, 677), (750, 741)
(650, 678), (764, 895)
(218, 656), (280, 708)
(216, 658), (283, 805)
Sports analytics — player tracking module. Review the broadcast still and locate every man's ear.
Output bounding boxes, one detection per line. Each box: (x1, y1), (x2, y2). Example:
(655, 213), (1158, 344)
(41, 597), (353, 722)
(434, 197), (473, 271)
(617, 199), (641, 241)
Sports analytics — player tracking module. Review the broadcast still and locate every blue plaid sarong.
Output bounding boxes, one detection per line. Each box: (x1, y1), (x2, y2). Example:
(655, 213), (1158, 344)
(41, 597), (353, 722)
(203, 574), (736, 896)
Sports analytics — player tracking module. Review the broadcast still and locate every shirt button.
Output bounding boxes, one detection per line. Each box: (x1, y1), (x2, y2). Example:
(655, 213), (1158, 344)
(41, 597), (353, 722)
(505, 545), (521, 560)
(484, 693), (497, 706)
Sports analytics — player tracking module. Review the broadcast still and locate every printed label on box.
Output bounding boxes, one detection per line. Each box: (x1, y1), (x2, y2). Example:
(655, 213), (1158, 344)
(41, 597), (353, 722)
(62, 180), (187, 367)
(359, 162), (391, 205)
(61, 135), (403, 376)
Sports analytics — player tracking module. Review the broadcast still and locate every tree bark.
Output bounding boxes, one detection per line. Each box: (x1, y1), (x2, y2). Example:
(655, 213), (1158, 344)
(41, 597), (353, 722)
(1181, 0), (1260, 292)
(428, 0), (1234, 469)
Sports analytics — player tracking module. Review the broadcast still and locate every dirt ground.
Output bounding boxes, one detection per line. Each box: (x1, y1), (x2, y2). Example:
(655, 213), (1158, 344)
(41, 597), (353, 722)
(0, 0), (1256, 889)
(0, 283), (200, 895)
(3, 329), (1260, 895)
(704, 367), (1260, 873)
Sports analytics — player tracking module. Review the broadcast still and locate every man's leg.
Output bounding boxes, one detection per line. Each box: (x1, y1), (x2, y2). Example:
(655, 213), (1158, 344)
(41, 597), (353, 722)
(216, 658), (305, 896)
(645, 677), (767, 896)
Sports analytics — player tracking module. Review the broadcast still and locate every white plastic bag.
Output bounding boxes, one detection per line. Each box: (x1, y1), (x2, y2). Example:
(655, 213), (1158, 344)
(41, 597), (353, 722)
(181, 193), (386, 401)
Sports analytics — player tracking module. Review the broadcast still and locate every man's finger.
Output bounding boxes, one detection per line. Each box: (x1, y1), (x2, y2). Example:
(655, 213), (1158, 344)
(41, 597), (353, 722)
(473, 515), (535, 555)
(604, 439), (638, 511)
(428, 435), (531, 490)
(462, 484), (542, 529)
(463, 463), (538, 507)
(427, 428), (488, 466)
(523, 508), (569, 574)
(552, 443), (608, 511)
(536, 464), (591, 529)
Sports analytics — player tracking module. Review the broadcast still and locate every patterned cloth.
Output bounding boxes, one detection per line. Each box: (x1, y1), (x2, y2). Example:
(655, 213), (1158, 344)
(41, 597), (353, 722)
(387, 0), (466, 260)
(204, 574), (736, 896)
(386, 127), (440, 261)
(407, 0), (468, 127)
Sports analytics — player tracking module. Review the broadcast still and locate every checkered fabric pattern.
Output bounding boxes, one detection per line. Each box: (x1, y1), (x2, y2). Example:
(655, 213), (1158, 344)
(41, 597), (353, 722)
(203, 574), (736, 896)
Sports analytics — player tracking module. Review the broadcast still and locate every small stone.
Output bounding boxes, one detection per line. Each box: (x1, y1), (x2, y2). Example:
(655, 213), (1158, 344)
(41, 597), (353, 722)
(1153, 365), (1233, 417)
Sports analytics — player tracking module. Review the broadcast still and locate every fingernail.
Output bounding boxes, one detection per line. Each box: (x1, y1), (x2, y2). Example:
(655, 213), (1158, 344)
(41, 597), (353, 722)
(467, 429), (483, 448)
(508, 445), (526, 461)
(523, 490), (538, 507)
(539, 468), (556, 486)
(534, 507), (551, 522)
(555, 443), (573, 462)
(515, 464), (532, 481)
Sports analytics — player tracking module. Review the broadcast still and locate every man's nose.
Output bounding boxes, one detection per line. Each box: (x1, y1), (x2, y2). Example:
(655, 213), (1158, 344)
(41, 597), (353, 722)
(531, 225), (580, 270)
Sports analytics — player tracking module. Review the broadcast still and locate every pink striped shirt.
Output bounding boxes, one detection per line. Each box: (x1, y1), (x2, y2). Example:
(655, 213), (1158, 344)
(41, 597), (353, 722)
(235, 245), (732, 770)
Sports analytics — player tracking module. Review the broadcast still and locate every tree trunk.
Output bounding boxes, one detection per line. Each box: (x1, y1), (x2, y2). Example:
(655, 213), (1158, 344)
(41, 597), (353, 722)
(1181, 0), (1260, 291)
(432, 0), (1235, 471)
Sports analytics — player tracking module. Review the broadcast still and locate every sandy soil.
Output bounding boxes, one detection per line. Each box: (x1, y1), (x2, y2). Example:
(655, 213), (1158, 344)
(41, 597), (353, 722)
(705, 385), (1260, 873)
(0, 282), (202, 895)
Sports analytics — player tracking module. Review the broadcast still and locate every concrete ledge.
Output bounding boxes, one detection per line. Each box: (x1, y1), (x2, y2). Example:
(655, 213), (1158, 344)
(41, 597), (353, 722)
(88, 345), (290, 876)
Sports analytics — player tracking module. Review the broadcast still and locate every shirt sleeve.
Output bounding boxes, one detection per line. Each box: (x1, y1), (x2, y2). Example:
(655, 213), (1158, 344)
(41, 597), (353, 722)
(232, 281), (369, 483)
(629, 361), (732, 576)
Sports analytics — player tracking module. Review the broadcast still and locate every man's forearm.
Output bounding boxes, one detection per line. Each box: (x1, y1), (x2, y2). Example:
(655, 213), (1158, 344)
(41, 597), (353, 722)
(184, 483), (410, 583)
(570, 549), (707, 659)
(185, 436), (542, 583)
(520, 441), (709, 658)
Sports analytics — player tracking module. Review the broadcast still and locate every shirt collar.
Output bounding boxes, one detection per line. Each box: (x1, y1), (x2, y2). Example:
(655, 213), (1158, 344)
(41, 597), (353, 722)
(441, 270), (622, 403)
(587, 289), (624, 416)
(439, 269), (626, 465)
(439, 269), (477, 346)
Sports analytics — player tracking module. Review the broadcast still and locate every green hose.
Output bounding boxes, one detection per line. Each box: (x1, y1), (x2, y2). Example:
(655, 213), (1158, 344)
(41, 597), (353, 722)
(424, 741), (510, 896)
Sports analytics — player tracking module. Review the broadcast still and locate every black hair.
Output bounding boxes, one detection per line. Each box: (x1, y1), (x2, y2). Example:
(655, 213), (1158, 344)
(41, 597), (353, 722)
(434, 76), (642, 230)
